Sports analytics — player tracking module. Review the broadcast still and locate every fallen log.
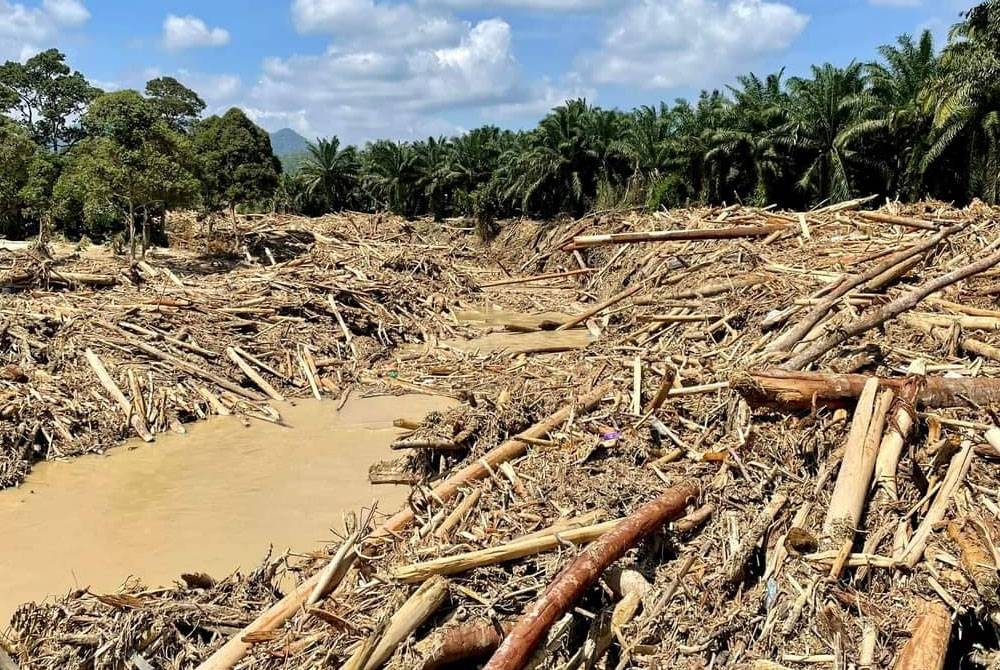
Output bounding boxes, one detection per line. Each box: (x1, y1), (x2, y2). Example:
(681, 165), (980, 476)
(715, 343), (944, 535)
(193, 383), (611, 670)
(856, 210), (941, 231)
(414, 620), (514, 670)
(565, 223), (788, 249)
(481, 480), (699, 670)
(84, 349), (154, 442)
(873, 362), (925, 499)
(732, 369), (1000, 410)
(782, 244), (1000, 370)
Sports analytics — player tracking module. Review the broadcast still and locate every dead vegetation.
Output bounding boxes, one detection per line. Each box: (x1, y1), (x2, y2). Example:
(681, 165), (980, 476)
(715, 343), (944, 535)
(4, 199), (1000, 669)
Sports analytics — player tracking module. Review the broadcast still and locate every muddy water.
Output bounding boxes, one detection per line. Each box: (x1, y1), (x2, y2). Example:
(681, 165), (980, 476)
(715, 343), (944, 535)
(0, 394), (453, 625)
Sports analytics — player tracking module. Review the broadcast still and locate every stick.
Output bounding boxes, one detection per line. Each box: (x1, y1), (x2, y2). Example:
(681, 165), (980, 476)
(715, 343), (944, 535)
(732, 369), (1000, 410)
(783, 246), (1000, 370)
(342, 576), (450, 670)
(193, 384), (611, 670)
(896, 440), (974, 568)
(856, 210), (941, 231)
(84, 349), (154, 442)
(556, 283), (644, 331)
(226, 347), (285, 402)
(434, 489), (482, 542)
(725, 491), (788, 586)
(479, 268), (593, 288)
(481, 480), (699, 670)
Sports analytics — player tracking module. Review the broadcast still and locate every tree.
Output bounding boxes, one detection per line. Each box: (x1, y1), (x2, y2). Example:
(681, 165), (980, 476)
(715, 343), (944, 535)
(145, 76), (206, 132)
(53, 90), (198, 255)
(362, 140), (420, 216)
(0, 49), (100, 152)
(191, 108), (281, 228)
(778, 63), (869, 203)
(0, 119), (38, 236)
(299, 137), (358, 212)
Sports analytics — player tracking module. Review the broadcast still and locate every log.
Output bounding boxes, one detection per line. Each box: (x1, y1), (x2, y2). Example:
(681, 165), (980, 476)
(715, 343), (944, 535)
(481, 480), (699, 670)
(732, 369), (1000, 410)
(769, 225), (959, 353)
(823, 379), (886, 544)
(556, 283), (644, 331)
(566, 223), (788, 249)
(479, 268), (593, 288)
(873, 361), (925, 499)
(856, 210), (941, 231)
(342, 575), (450, 670)
(193, 384), (611, 670)
(783, 244), (1000, 369)
(892, 600), (951, 670)
(415, 620), (514, 670)
(84, 349), (154, 442)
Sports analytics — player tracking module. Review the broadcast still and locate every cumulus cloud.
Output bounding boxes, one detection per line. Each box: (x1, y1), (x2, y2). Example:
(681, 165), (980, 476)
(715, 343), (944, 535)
(420, 0), (610, 10)
(869, 0), (920, 6)
(580, 0), (809, 89)
(0, 0), (90, 61)
(162, 14), (230, 50)
(247, 3), (576, 143)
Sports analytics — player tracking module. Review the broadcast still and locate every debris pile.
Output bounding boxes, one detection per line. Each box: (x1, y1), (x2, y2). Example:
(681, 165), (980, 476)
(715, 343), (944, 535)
(5, 199), (1000, 669)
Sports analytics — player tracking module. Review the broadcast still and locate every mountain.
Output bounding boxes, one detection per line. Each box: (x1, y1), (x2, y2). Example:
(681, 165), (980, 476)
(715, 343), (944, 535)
(269, 128), (310, 172)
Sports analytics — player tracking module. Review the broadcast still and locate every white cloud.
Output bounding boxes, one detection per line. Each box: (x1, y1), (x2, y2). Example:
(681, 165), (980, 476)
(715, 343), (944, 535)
(162, 14), (230, 50)
(0, 0), (90, 61)
(869, 0), (920, 6)
(581, 0), (808, 89)
(420, 0), (609, 10)
(245, 8), (570, 143)
(292, 0), (462, 48)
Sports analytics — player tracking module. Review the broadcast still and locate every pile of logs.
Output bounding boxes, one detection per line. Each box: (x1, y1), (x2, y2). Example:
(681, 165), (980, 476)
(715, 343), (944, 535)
(7, 200), (1000, 669)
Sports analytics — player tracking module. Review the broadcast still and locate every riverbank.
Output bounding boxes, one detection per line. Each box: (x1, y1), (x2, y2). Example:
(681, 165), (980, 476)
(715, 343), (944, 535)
(4, 202), (1000, 669)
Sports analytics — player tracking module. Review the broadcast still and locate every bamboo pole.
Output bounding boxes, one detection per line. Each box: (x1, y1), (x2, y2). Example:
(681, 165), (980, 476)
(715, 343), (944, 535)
(194, 384), (611, 670)
(482, 480), (699, 670)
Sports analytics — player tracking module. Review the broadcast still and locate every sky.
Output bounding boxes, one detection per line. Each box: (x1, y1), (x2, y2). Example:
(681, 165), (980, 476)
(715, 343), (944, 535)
(0, 0), (978, 144)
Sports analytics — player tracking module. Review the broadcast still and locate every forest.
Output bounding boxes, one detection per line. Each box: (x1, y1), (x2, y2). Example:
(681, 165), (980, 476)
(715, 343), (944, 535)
(2, 1), (1000, 249)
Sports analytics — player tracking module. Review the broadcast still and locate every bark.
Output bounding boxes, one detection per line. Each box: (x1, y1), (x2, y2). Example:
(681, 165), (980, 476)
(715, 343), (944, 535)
(892, 600), (951, 670)
(732, 369), (1000, 410)
(481, 480), (699, 670)
(782, 244), (1000, 370)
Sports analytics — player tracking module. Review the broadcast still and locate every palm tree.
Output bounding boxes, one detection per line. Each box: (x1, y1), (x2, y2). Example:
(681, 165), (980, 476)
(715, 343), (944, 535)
(777, 62), (869, 203)
(299, 137), (358, 212)
(412, 136), (451, 219)
(362, 140), (420, 216)
(839, 32), (938, 199)
(707, 70), (789, 204)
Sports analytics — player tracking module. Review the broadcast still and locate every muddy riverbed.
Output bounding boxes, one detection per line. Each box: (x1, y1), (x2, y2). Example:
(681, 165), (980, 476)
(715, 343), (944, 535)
(0, 394), (453, 625)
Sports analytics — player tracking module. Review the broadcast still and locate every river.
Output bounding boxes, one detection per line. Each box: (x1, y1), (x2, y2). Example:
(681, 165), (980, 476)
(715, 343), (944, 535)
(0, 394), (453, 625)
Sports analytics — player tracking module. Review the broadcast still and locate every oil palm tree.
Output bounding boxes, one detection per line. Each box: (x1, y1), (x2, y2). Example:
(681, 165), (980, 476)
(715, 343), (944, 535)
(298, 137), (358, 211)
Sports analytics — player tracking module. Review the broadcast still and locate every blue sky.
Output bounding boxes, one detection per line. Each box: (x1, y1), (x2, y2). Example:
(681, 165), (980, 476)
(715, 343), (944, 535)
(0, 0), (976, 144)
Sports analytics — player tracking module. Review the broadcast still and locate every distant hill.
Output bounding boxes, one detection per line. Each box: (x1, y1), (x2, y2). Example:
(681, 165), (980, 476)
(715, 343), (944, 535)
(269, 128), (310, 173)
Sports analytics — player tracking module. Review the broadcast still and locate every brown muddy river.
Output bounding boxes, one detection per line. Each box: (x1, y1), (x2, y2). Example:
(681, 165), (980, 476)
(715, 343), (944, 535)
(0, 394), (453, 625)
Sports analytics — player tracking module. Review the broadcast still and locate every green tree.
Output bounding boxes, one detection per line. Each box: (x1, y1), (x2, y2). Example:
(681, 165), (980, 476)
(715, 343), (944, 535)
(53, 90), (198, 255)
(0, 49), (100, 152)
(362, 140), (420, 216)
(299, 136), (358, 212)
(0, 119), (38, 236)
(191, 108), (281, 228)
(145, 76), (206, 132)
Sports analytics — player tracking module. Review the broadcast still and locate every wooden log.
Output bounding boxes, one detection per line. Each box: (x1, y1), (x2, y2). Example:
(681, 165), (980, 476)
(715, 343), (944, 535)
(856, 210), (941, 231)
(566, 223), (788, 249)
(481, 480), (699, 670)
(892, 600), (951, 670)
(946, 518), (1000, 609)
(873, 361), (925, 499)
(783, 245), (1000, 370)
(342, 575), (450, 670)
(732, 369), (1000, 410)
(823, 379), (881, 543)
(129, 338), (264, 401)
(556, 283), (644, 331)
(414, 620), (514, 670)
(226, 347), (285, 402)
(634, 274), (768, 304)
(433, 488), (482, 542)
(769, 226), (959, 353)
(392, 519), (621, 583)
(479, 268), (593, 288)
(193, 384), (611, 670)
(84, 349), (154, 442)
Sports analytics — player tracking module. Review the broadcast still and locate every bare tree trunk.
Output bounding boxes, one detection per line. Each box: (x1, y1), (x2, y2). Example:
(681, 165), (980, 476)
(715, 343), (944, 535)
(127, 202), (136, 260)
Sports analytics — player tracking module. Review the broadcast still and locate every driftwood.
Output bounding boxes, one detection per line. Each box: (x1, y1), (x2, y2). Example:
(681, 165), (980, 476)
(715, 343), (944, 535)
(782, 245), (1000, 369)
(481, 480), (698, 670)
(565, 223), (788, 249)
(84, 349), (154, 442)
(414, 620), (514, 670)
(873, 362), (925, 499)
(193, 384), (611, 670)
(733, 369), (1000, 410)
